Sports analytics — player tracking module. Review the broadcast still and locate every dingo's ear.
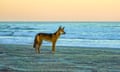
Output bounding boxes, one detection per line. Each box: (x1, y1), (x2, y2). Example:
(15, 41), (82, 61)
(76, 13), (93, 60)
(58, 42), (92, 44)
(62, 27), (65, 29)
(59, 26), (62, 29)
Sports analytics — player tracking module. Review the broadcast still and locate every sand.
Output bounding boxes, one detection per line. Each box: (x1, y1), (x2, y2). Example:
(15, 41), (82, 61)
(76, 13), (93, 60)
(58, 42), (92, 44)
(0, 44), (120, 72)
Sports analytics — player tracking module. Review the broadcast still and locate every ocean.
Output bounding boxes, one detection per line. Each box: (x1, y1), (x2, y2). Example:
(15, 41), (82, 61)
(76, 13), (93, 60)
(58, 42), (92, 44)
(0, 22), (120, 48)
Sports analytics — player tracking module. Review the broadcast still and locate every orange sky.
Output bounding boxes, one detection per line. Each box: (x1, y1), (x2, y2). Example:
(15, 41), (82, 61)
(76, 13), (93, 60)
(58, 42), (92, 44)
(0, 0), (120, 21)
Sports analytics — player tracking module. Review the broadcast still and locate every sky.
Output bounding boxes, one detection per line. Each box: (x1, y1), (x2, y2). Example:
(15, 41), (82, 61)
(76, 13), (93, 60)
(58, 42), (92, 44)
(0, 0), (120, 21)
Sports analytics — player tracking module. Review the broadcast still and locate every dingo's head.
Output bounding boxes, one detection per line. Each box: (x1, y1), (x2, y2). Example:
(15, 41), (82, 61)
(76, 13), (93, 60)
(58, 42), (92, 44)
(58, 26), (66, 35)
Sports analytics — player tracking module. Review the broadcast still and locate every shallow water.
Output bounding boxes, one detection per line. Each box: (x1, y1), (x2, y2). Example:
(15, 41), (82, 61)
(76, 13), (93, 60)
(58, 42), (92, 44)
(0, 44), (120, 72)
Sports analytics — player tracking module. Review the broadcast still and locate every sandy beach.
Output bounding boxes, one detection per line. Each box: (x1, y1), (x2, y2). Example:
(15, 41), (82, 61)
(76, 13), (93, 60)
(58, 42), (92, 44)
(0, 44), (120, 72)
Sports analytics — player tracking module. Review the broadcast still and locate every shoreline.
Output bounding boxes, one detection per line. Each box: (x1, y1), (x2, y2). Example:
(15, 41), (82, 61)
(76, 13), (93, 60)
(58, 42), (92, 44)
(1, 44), (120, 49)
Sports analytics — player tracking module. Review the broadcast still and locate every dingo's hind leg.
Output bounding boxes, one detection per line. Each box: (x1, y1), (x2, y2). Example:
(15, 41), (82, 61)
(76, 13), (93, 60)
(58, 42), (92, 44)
(35, 40), (42, 54)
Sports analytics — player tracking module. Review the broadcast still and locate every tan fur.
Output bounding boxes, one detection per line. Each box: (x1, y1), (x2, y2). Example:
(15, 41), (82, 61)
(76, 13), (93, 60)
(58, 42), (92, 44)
(33, 26), (65, 54)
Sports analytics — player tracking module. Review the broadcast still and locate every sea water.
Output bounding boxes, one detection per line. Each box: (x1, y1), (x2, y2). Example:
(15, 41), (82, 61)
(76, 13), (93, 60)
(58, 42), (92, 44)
(0, 22), (120, 48)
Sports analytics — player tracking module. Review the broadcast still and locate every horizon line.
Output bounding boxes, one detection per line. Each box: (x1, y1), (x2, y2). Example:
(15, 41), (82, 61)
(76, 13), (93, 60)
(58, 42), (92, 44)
(0, 21), (120, 22)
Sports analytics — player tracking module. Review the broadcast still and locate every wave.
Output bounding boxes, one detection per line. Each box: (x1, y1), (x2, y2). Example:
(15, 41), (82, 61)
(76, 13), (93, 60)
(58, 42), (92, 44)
(0, 31), (14, 36)
(1, 32), (120, 40)
(0, 30), (53, 37)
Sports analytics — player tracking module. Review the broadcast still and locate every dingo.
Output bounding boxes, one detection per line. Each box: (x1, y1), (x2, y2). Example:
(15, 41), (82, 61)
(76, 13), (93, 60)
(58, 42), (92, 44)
(33, 26), (65, 53)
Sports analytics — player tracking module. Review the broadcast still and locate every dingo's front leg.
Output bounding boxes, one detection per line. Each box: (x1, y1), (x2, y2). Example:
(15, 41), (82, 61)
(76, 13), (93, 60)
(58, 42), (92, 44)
(52, 42), (56, 53)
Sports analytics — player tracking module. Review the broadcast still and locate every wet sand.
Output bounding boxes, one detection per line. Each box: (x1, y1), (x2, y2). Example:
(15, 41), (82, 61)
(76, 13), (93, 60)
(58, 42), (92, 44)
(0, 44), (120, 72)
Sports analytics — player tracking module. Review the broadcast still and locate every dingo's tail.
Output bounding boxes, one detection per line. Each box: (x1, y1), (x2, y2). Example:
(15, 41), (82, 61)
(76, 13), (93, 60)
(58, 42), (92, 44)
(33, 35), (37, 48)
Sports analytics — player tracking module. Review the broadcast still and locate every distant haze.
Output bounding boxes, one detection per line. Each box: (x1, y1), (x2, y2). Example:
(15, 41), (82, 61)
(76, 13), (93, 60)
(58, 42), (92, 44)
(0, 0), (120, 21)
